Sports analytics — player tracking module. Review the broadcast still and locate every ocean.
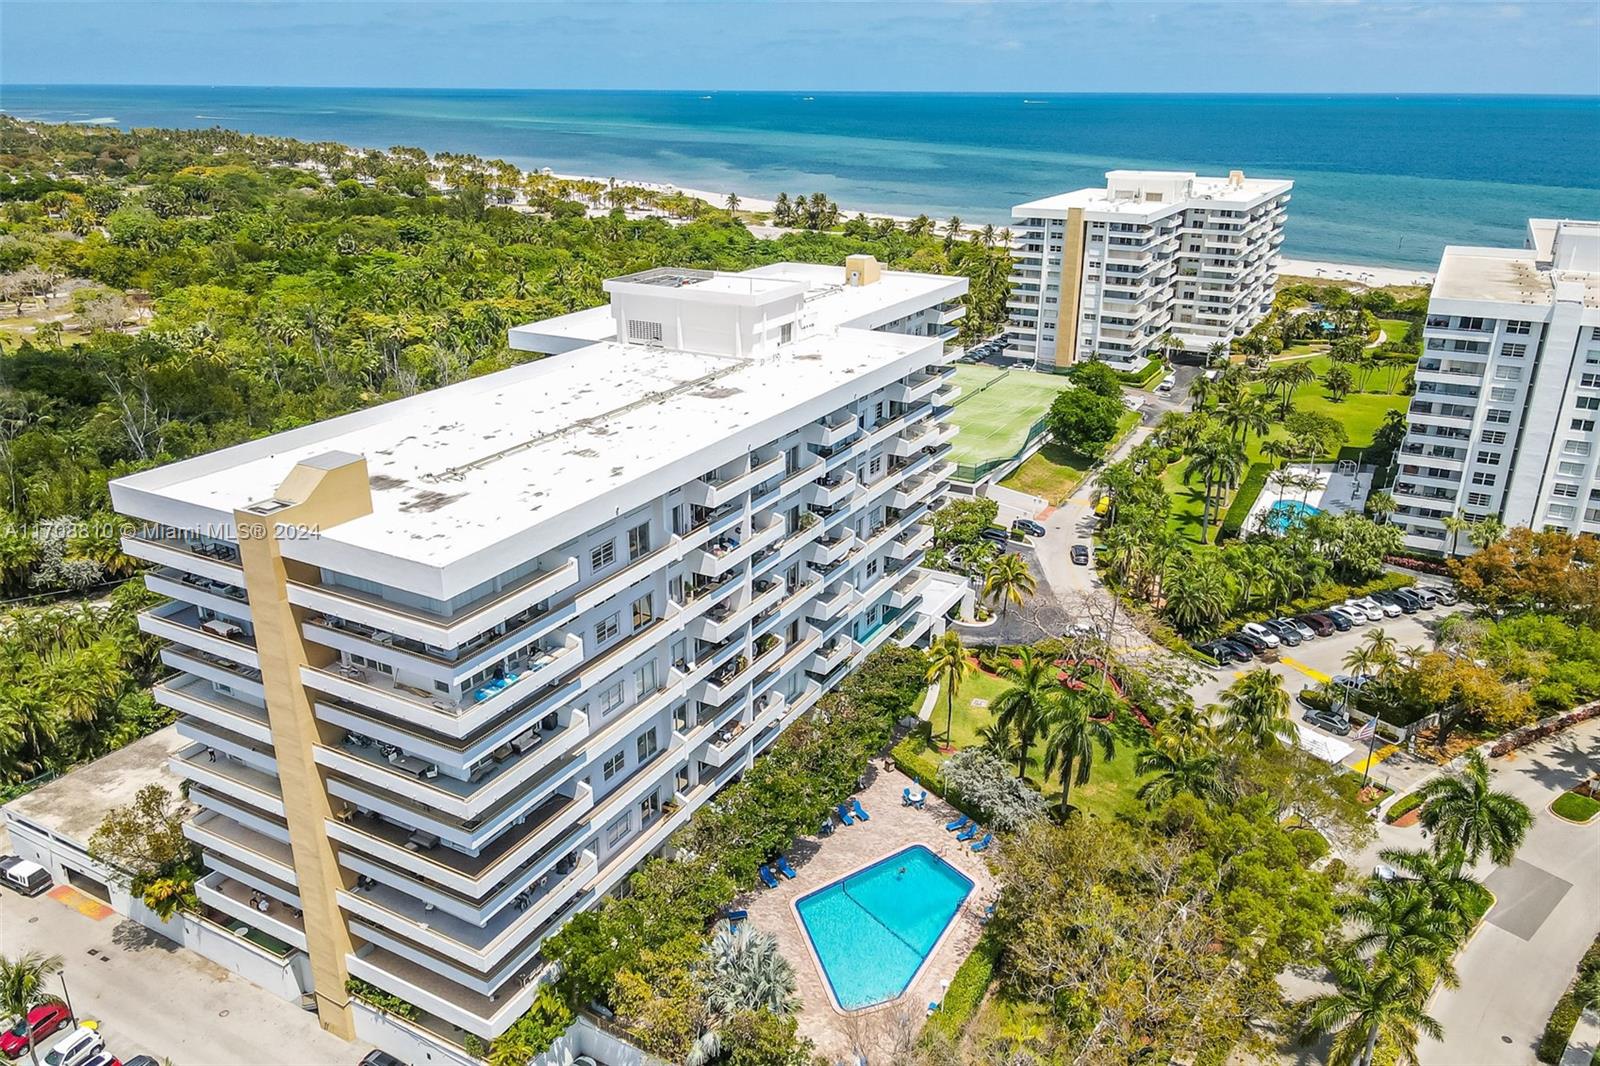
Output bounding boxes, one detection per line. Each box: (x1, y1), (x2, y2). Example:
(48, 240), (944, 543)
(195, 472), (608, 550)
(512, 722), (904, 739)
(3, 85), (1598, 269)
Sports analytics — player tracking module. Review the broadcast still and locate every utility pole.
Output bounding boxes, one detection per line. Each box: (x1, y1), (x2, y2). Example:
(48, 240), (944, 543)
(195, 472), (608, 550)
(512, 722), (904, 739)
(59, 972), (76, 1021)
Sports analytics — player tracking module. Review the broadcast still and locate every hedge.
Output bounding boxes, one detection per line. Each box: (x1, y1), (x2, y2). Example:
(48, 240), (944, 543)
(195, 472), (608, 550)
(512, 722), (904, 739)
(1537, 935), (1600, 1063)
(1217, 462), (1272, 541)
(891, 723), (985, 823)
(924, 931), (1002, 1043)
(1115, 360), (1167, 389)
(1383, 792), (1422, 823)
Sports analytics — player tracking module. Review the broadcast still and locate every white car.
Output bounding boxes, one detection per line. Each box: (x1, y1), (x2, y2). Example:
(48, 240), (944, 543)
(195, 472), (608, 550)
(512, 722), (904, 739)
(1241, 621), (1281, 647)
(1328, 605), (1367, 627)
(1281, 616), (1316, 641)
(1344, 599), (1385, 622)
(1358, 595), (1402, 618)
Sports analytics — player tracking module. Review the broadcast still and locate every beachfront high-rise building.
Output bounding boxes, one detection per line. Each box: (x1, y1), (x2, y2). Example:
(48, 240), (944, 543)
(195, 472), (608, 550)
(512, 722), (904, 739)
(1392, 219), (1600, 553)
(1004, 170), (1293, 372)
(109, 257), (969, 1049)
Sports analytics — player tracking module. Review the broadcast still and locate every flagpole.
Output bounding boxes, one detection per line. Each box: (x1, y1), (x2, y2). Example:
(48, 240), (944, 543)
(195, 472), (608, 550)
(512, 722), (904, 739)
(1359, 716), (1380, 789)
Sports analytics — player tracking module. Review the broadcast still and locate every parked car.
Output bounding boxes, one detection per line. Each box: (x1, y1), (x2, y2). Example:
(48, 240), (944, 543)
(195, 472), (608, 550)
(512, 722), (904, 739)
(1425, 584), (1459, 605)
(1327, 605), (1365, 627)
(1196, 640), (1244, 664)
(1372, 590), (1417, 615)
(1408, 587), (1439, 608)
(79, 1054), (120, 1066)
(980, 526), (1011, 545)
(1298, 611), (1337, 636)
(1070, 543), (1090, 565)
(1341, 599), (1382, 622)
(1155, 374), (1177, 393)
(1263, 618), (1303, 646)
(1240, 622), (1281, 648)
(359, 1053), (407, 1066)
(1011, 518), (1046, 538)
(1358, 595), (1402, 618)
(2, 1005), (72, 1059)
(123, 1058), (159, 1066)
(41, 1027), (102, 1066)
(1281, 616), (1317, 640)
(1, 859), (52, 897)
(1215, 638), (1257, 662)
(1390, 588), (1427, 611)
(1303, 705), (1353, 735)
(1230, 629), (1270, 654)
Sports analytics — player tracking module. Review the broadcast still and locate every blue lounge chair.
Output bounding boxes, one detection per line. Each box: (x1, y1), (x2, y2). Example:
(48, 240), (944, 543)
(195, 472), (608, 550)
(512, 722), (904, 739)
(971, 832), (993, 853)
(725, 908), (748, 923)
(945, 814), (970, 832)
(957, 824), (979, 842)
(836, 803), (854, 827)
(912, 790), (928, 809)
(775, 856), (797, 879)
(758, 865), (779, 889)
(978, 902), (995, 925)
(852, 798), (870, 821)
(902, 787), (914, 806)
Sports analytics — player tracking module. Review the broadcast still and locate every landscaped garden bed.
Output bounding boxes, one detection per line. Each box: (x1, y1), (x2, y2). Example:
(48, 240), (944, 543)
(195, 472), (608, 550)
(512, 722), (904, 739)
(1551, 783), (1600, 824)
(1384, 791), (1423, 826)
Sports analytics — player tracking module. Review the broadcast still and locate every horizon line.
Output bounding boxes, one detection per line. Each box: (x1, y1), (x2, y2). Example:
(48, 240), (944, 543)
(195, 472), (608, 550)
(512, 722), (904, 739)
(3, 83), (1598, 100)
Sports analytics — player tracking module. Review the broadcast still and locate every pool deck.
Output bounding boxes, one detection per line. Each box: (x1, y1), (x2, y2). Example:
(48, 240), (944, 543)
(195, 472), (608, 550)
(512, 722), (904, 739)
(1245, 461), (1374, 535)
(736, 764), (998, 1060)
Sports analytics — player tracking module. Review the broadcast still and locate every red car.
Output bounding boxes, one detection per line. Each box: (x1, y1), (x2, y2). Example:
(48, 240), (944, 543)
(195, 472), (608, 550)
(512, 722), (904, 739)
(0, 1003), (71, 1058)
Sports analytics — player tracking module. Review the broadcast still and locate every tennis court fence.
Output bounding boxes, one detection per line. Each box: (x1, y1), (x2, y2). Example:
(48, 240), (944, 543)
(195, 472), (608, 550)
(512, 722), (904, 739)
(952, 413), (1053, 483)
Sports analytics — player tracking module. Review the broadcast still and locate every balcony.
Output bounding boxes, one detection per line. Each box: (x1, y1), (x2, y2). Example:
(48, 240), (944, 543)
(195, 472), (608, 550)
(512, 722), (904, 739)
(809, 637), (855, 674)
(173, 743), (285, 817)
(176, 717), (277, 778)
(935, 300), (966, 325)
(807, 580), (857, 623)
(803, 412), (860, 448)
(146, 568), (252, 621)
(883, 372), (942, 405)
(888, 526), (933, 561)
(196, 871), (308, 952)
(345, 940), (546, 1040)
(807, 470), (857, 509)
(886, 473), (940, 510)
(886, 570), (932, 610)
(185, 808), (295, 883)
(155, 675), (272, 746)
(327, 785), (593, 899)
(684, 454), (787, 509)
(694, 578), (784, 643)
(807, 528), (856, 568)
(698, 636), (783, 705)
(122, 529), (243, 585)
(687, 517), (783, 578)
(139, 602), (259, 669)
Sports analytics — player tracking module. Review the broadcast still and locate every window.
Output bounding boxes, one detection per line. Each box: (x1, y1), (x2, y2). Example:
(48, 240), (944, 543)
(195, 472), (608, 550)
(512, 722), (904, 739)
(599, 680), (626, 715)
(1559, 461), (1587, 477)
(639, 791), (660, 826)
(1574, 419), (1596, 432)
(1490, 387), (1518, 402)
(1467, 492), (1492, 507)
(631, 593), (655, 630)
(636, 727), (659, 763)
(1476, 451), (1502, 465)
(1506, 320), (1532, 335)
(602, 751), (626, 781)
(634, 660), (657, 695)
(1549, 504), (1576, 520)
(591, 541), (616, 571)
(1583, 373), (1600, 388)
(1494, 365), (1522, 381)
(1482, 430), (1508, 445)
(594, 613), (619, 645)
(1500, 343), (1527, 358)
(875, 401), (886, 420)
(1579, 397), (1600, 410)
(627, 522), (651, 561)
(1471, 472), (1497, 486)
(605, 813), (631, 847)
(866, 559), (878, 579)
(779, 323), (793, 345)
(1487, 409), (1512, 424)
(1565, 440), (1593, 457)
(1553, 483), (1580, 498)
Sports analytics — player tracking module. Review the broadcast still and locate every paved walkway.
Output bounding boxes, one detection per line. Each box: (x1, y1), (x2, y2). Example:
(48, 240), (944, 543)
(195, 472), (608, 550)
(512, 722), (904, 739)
(735, 766), (997, 1063)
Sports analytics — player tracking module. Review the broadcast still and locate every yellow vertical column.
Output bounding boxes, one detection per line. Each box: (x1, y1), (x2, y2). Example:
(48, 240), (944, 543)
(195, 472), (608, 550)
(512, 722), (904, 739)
(232, 454), (373, 1040)
(1055, 206), (1088, 370)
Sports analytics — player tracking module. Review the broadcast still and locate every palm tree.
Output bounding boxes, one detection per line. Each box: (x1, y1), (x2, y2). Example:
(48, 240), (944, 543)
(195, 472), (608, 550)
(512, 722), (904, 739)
(981, 552), (1035, 620)
(1338, 883), (1466, 968)
(1376, 846), (1491, 933)
(1219, 669), (1293, 749)
(1100, 523), (1151, 595)
(1365, 490), (1398, 524)
(1324, 363), (1355, 401)
(686, 921), (798, 1066)
(1134, 735), (1226, 809)
(724, 192), (740, 215)
(975, 718), (1022, 767)
(1041, 688), (1115, 815)
(926, 629), (969, 747)
(1414, 750), (1533, 874)
(1163, 554), (1233, 634)
(991, 648), (1056, 778)
(1184, 431), (1246, 543)
(0, 952), (65, 1066)
(1300, 949), (1444, 1066)
(1441, 514), (1471, 558)
(943, 215), (962, 252)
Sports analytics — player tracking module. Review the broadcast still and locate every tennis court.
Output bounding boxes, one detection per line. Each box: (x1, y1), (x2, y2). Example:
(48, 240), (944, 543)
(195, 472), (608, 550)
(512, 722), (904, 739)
(946, 363), (1073, 470)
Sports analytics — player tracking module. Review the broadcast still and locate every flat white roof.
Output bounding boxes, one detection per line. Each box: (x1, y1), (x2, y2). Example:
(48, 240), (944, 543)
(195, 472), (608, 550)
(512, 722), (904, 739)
(113, 263), (963, 587)
(1432, 245), (1556, 306)
(1014, 171), (1291, 220)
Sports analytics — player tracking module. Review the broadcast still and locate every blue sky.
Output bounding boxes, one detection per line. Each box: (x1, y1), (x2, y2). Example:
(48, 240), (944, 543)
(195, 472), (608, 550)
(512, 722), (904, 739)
(2, 0), (1598, 95)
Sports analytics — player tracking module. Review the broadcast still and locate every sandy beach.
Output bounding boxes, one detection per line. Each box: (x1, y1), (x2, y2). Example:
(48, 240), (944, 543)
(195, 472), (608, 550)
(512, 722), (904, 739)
(547, 169), (1436, 288)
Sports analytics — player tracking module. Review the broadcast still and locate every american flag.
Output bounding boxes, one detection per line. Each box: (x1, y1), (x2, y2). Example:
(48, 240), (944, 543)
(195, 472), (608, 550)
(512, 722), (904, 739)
(1352, 717), (1377, 741)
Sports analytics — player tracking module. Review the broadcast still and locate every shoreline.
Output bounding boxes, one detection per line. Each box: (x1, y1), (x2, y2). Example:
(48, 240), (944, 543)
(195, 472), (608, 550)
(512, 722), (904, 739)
(547, 170), (1438, 286)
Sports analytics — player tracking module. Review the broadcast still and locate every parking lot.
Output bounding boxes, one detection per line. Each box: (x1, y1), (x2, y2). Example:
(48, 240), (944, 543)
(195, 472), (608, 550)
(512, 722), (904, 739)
(0, 873), (365, 1066)
(1188, 597), (1463, 768)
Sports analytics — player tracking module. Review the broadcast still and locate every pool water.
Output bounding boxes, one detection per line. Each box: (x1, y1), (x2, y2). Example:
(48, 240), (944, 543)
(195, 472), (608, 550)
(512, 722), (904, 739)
(1265, 499), (1322, 534)
(794, 844), (974, 1010)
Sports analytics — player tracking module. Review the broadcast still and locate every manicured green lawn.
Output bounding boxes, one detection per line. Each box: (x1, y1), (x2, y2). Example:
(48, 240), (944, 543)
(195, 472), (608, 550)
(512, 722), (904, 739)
(947, 364), (1073, 469)
(931, 667), (1149, 821)
(998, 410), (1138, 504)
(1552, 790), (1600, 823)
(1163, 353), (1412, 541)
(1376, 317), (1412, 345)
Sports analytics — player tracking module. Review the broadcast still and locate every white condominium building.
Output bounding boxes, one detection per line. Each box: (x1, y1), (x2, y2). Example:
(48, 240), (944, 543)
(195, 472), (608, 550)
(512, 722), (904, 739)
(1394, 219), (1600, 553)
(109, 257), (968, 1050)
(1006, 170), (1292, 372)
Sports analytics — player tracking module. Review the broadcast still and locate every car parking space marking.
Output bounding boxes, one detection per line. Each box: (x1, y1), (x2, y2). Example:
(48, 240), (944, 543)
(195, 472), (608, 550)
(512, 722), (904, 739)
(1280, 656), (1332, 684)
(1352, 743), (1398, 775)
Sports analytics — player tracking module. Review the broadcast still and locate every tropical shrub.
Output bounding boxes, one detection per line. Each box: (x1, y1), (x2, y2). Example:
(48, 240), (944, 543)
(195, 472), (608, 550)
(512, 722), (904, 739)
(1537, 936), (1600, 1063)
(935, 747), (1048, 831)
(1384, 793), (1423, 824)
(923, 932), (1001, 1043)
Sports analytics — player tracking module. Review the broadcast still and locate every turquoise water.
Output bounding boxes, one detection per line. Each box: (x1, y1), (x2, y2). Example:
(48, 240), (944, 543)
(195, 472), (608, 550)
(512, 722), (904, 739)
(2, 87), (1597, 267)
(794, 844), (973, 1010)
(1266, 499), (1322, 533)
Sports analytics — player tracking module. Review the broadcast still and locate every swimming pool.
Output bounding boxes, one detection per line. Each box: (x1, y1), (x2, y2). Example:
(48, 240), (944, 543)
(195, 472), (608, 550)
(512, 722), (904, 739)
(793, 844), (974, 1011)
(1265, 499), (1322, 534)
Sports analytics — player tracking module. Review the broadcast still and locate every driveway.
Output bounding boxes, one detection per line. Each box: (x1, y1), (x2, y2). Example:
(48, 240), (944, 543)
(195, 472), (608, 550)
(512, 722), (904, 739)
(0, 885), (366, 1066)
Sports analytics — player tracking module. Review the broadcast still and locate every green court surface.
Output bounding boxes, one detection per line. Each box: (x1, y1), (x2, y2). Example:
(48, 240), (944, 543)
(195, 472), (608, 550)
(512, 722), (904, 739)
(946, 364), (1073, 468)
